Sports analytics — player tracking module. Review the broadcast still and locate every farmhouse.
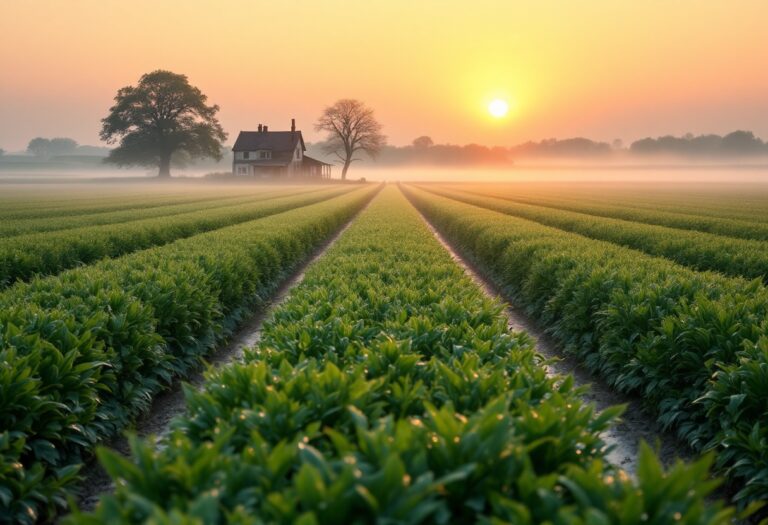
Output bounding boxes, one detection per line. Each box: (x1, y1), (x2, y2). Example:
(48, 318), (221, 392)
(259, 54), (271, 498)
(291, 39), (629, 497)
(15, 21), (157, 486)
(232, 119), (332, 178)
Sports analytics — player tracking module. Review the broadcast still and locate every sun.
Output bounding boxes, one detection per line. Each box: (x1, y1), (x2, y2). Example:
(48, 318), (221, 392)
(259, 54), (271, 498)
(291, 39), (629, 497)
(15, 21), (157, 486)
(488, 99), (509, 118)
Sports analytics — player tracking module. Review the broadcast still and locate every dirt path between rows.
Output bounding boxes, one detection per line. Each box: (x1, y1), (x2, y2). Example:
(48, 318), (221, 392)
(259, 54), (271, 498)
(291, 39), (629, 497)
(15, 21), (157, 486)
(411, 205), (694, 478)
(72, 196), (377, 513)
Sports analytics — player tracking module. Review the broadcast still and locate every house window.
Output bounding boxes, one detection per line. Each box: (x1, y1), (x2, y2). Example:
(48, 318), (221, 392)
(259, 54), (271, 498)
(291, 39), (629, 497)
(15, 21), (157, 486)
(243, 151), (250, 159)
(237, 166), (247, 174)
(259, 150), (271, 159)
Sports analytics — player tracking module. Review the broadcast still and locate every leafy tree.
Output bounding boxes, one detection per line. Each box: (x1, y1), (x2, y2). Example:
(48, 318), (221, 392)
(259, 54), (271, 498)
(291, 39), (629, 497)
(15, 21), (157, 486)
(27, 137), (78, 157)
(100, 70), (226, 177)
(27, 138), (51, 157)
(0, 148), (4, 157)
(315, 99), (385, 180)
(721, 130), (765, 154)
(50, 138), (78, 155)
(412, 136), (434, 149)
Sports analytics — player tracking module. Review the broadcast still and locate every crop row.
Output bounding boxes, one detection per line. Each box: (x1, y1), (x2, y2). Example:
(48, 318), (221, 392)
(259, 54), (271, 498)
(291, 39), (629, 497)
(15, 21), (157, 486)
(0, 186), (353, 288)
(403, 185), (768, 509)
(478, 183), (768, 219)
(0, 189), (315, 238)
(453, 185), (768, 241)
(0, 190), (248, 220)
(567, 194), (768, 225)
(451, 185), (768, 224)
(69, 187), (731, 524)
(0, 186), (378, 523)
(421, 185), (768, 282)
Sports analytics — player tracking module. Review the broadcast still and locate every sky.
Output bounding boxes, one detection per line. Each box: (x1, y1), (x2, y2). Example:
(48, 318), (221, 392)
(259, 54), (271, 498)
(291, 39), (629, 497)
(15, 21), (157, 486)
(1, 0), (767, 152)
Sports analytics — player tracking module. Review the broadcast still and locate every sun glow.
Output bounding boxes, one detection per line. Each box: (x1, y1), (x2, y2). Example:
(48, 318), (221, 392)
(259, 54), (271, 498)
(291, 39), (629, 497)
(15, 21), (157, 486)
(488, 99), (509, 118)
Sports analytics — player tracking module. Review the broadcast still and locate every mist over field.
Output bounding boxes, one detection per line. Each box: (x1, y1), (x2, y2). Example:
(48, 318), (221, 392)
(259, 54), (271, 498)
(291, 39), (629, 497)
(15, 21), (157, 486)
(5, 1), (768, 522)
(4, 165), (768, 186)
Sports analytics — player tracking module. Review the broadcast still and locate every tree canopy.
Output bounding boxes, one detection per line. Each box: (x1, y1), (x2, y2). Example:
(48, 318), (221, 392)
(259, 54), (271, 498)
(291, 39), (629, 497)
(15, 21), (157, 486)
(412, 136), (434, 149)
(629, 130), (768, 156)
(100, 70), (226, 177)
(27, 137), (78, 157)
(315, 99), (385, 180)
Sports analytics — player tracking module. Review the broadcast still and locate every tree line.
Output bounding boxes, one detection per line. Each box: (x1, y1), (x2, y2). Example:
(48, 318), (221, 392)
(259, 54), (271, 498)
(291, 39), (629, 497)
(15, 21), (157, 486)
(6, 69), (768, 177)
(629, 130), (768, 156)
(308, 131), (768, 167)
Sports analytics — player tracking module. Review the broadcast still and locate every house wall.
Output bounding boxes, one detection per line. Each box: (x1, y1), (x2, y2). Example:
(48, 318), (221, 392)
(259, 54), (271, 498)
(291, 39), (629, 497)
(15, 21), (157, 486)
(232, 162), (289, 176)
(234, 151), (273, 161)
(284, 143), (300, 176)
(230, 137), (305, 176)
(233, 162), (249, 175)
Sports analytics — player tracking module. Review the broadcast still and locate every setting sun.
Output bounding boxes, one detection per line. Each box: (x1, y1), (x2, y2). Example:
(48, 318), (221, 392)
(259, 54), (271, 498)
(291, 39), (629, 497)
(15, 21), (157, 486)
(488, 99), (509, 118)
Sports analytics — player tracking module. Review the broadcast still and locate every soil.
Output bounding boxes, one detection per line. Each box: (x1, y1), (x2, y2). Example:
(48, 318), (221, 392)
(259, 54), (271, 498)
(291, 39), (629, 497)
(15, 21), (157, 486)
(413, 208), (694, 478)
(71, 197), (374, 513)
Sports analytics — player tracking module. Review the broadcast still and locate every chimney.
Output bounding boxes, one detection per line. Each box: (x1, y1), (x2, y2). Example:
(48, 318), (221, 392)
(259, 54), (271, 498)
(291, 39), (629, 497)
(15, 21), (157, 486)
(263, 125), (269, 132)
(291, 118), (296, 133)
(257, 124), (262, 132)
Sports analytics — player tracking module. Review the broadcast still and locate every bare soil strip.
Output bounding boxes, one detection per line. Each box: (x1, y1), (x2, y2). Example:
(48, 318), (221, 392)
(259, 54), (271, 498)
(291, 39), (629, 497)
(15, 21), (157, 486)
(72, 195), (377, 512)
(411, 203), (693, 478)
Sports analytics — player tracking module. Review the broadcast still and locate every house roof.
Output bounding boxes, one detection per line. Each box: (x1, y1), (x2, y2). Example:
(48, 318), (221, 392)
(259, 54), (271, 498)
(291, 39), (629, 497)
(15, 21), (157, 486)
(232, 131), (306, 152)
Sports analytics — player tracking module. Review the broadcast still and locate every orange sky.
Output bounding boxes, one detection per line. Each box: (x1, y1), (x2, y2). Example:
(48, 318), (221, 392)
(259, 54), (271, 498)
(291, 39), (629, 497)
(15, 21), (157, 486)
(1, 0), (767, 151)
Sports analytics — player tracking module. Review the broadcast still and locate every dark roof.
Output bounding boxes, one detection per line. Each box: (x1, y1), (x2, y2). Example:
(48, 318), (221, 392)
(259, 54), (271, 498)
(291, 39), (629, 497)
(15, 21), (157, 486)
(302, 155), (332, 167)
(232, 131), (305, 152)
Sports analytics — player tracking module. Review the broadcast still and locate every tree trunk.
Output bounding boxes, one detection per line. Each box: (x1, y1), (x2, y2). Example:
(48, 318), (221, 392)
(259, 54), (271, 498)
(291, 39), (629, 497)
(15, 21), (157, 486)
(341, 158), (351, 181)
(158, 152), (172, 178)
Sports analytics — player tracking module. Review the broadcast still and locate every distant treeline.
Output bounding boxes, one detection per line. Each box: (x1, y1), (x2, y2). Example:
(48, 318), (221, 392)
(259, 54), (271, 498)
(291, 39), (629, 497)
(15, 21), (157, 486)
(26, 137), (111, 158)
(630, 130), (768, 157)
(0, 137), (233, 172)
(306, 136), (511, 166)
(4, 130), (768, 172)
(509, 137), (613, 158)
(307, 130), (768, 166)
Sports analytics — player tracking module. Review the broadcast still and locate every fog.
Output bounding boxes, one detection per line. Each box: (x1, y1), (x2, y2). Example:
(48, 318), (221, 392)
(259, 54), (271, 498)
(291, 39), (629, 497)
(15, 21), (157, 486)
(352, 165), (768, 184)
(3, 165), (768, 192)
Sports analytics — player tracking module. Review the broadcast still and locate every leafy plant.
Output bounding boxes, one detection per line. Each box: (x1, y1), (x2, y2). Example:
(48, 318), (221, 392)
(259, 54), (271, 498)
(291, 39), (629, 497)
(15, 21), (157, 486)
(0, 186), (378, 522)
(69, 187), (731, 524)
(403, 184), (768, 509)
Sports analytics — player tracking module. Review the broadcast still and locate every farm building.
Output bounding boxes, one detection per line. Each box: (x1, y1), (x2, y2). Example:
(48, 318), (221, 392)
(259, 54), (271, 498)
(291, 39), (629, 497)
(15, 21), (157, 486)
(232, 120), (332, 178)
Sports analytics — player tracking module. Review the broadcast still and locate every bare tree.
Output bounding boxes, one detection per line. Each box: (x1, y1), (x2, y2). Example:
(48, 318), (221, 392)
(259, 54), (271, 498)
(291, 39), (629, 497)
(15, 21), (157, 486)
(315, 99), (385, 180)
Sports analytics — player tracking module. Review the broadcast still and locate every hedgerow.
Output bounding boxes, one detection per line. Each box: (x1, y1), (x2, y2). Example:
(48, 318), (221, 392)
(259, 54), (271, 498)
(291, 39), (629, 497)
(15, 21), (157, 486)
(403, 185), (768, 510)
(0, 186), (378, 523)
(0, 186), (353, 287)
(69, 187), (733, 524)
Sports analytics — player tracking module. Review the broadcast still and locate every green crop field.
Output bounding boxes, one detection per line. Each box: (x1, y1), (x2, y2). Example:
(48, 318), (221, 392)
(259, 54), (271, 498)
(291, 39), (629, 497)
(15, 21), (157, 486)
(2, 182), (768, 524)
